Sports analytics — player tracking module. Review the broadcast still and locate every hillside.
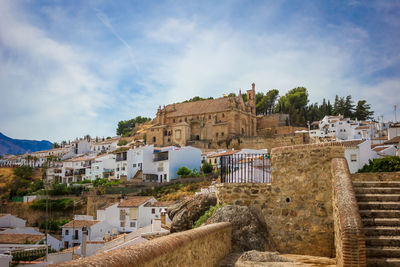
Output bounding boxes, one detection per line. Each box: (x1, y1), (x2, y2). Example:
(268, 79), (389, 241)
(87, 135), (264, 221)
(0, 132), (53, 156)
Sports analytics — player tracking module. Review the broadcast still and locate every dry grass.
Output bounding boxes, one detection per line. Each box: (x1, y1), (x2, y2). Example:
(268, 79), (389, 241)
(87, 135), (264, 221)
(0, 168), (14, 189)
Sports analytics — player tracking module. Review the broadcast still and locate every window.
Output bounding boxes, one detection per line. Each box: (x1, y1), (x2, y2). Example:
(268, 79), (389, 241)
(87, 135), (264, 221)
(173, 119), (176, 123)
(153, 136), (156, 142)
(209, 115), (211, 119)
(133, 163), (137, 167)
(222, 113), (225, 118)
(331, 124), (334, 127)
(152, 208), (155, 214)
(216, 132), (219, 137)
(185, 117), (187, 122)
(130, 221), (136, 227)
(214, 159), (217, 164)
(120, 222), (124, 227)
(65, 230), (69, 235)
(351, 154), (357, 162)
(221, 132), (224, 136)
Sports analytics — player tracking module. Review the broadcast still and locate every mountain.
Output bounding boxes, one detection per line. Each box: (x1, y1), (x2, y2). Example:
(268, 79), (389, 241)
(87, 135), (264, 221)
(0, 132), (53, 156)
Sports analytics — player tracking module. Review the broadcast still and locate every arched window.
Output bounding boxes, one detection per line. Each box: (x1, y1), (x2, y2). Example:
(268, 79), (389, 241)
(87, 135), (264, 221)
(152, 136), (156, 142)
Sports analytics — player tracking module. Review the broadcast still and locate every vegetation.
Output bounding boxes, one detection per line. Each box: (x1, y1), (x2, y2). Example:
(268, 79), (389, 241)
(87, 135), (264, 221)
(201, 162), (213, 174)
(183, 96), (214, 102)
(7, 166), (43, 199)
(39, 219), (70, 231)
(92, 178), (121, 187)
(30, 198), (76, 211)
(193, 204), (222, 228)
(117, 139), (129, 146)
(176, 166), (202, 177)
(48, 183), (86, 196)
(358, 156), (400, 173)
(116, 116), (152, 137)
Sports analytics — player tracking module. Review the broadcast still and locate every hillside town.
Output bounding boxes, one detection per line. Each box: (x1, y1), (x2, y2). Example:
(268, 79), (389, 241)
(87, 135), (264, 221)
(0, 83), (399, 266)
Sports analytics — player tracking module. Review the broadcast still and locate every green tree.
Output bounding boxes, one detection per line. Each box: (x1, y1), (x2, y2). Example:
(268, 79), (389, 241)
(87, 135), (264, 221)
(344, 95), (354, 118)
(52, 142), (60, 148)
(256, 89), (279, 115)
(177, 166), (191, 177)
(354, 100), (374, 120)
(275, 87), (309, 126)
(116, 116), (151, 136)
(201, 162), (213, 174)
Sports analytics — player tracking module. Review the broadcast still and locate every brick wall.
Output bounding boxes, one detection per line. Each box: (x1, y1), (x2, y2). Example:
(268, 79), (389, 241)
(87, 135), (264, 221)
(50, 222), (232, 267)
(331, 158), (366, 267)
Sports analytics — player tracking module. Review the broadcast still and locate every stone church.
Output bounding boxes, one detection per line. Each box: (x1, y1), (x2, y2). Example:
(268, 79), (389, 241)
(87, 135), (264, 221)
(146, 83), (257, 147)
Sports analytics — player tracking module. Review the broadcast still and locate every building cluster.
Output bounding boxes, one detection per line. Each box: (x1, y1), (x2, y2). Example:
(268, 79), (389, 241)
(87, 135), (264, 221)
(0, 136), (202, 184)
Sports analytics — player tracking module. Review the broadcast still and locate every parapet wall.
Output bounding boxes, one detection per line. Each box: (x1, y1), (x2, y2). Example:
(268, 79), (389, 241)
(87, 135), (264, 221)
(216, 143), (349, 257)
(331, 158), (366, 267)
(51, 222), (232, 267)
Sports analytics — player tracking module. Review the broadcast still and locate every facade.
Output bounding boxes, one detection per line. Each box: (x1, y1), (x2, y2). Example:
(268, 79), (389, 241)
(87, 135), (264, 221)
(388, 123), (400, 140)
(309, 115), (375, 140)
(91, 138), (119, 154)
(90, 154), (116, 180)
(343, 140), (376, 173)
(61, 215), (114, 248)
(146, 83), (258, 147)
(142, 145), (201, 182)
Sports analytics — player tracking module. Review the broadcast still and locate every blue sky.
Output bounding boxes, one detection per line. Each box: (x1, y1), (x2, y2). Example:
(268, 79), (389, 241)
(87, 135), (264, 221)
(0, 0), (399, 142)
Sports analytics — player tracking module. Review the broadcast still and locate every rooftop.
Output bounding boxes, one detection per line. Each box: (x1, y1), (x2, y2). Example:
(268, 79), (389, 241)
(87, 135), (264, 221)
(0, 233), (44, 244)
(63, 220), (100, 228)
(144, 201), (175, 207)
(384, 136), (400, 145)
(118, 196), (154, 208)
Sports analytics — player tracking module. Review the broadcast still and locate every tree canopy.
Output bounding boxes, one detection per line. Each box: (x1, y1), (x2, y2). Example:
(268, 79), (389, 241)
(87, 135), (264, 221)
(116, 116), (152, 137)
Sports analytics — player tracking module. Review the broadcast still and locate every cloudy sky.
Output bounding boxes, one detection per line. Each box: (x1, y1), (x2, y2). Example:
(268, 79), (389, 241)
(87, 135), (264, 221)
(0, 0), (399, 142)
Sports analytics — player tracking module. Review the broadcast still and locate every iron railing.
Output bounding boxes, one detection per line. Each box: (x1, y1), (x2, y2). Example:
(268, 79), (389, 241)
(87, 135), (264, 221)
(220, 153), (271, 183)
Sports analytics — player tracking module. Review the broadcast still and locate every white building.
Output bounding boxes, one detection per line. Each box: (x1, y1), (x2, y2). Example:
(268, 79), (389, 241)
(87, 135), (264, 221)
(0, 214), (26, 228)
(96, 197), (172, 233)
(309, 115), (375, 141)
(62, 137), (91, 160)
(61, 215), (114, 248)
(372, 145), (398, 157)
(142, 145), (202, 182)
(90, 154), (116, 180)
(91, 138), (119, 154)
(343, 140), (377, 174)
(388, 123), (400, 140)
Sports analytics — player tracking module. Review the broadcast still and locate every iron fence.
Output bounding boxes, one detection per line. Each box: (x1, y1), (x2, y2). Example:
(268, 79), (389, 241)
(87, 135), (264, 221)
(220, 153), (271, 183)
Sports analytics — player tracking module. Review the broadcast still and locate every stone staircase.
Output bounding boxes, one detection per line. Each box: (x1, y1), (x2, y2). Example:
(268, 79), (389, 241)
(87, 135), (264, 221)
(353, 181), (400, 266)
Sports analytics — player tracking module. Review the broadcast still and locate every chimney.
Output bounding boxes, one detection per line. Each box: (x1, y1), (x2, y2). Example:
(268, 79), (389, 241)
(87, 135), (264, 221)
(252, 83), (255, 91)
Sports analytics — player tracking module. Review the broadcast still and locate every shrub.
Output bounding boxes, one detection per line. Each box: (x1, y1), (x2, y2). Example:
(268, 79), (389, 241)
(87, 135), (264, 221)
(177, 166), (191, 177)
(358, 156), (400, 173)
(48, 183), (85, 196)
(40, 219), (70, 231)
(193, 204), (222, 228)
(30, 198), (75, 211)
(117, 139), (129, 146)
(201, 162), (213, 174)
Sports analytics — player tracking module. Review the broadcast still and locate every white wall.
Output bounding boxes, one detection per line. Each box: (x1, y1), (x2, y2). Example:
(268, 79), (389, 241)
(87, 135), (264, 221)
(47, 234), (62, 251)
(90, 221), (114, 241)
(388, 127), (400, 140)
(168, 146), (201, 181)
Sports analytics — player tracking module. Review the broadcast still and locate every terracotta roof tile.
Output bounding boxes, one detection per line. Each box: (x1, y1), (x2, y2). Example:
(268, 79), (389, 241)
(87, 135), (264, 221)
(0, 234), (44, 244)
(372, 146), (390, 152)
(355, 126), (370, 130)
(144, 201), (175, 207)
(63, 220), (99, 228)
(384, 136), (400, 145)
(118, 196), (154, 208)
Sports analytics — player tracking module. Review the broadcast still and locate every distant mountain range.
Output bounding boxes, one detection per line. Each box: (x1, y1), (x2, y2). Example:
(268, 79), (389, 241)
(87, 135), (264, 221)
(0, 132), (53, 156)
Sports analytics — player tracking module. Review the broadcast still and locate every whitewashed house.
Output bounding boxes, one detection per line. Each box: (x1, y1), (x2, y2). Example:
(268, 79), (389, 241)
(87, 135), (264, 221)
(142, 145), (202, 182)
(114, 145), (152, 181)
(343, 140), (376, 173)
(61, 215), (114, 248)
(62, 137), (91, 160)
(91, 138), (119, 154)
(372, 145), (398, 157)
(0, 214), (26, 228)
(96, 197), (171, 233)
(90, 154), (116, 180)
(388, 123), (400, 140)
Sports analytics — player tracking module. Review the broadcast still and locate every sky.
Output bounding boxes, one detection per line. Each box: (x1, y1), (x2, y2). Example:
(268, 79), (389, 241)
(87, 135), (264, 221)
(0, 0), (399, 142)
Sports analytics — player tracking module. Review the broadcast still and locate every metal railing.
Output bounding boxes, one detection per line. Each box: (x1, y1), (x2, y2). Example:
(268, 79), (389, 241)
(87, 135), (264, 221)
(220, 153), (271, 183)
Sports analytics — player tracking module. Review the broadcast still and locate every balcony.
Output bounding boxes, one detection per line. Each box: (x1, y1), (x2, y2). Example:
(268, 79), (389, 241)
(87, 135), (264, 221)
(154, 152), (168, 162)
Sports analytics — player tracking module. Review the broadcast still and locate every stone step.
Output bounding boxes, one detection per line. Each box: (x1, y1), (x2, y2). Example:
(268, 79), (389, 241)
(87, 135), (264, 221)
(360, 210), (400, 218)
(356, 194), (400, 202)
(353, 181), (400, 188)
(366, 236), (400, 247)
(363, 218), (400, 227)
(355, 187), (400, 194)
(358, 202), (400, 210)
(363, 226), (400, 236)
(366, 257), (400, 267)
(367, 247), (400, 258)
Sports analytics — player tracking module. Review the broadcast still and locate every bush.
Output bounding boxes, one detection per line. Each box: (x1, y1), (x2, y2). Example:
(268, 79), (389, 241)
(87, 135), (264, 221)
(117, 139), (129, 146)
(201, 162), (213, 174)
(30, 198), (76, 211)
(48, 183), (85, 196)
(193, 204), (222, 228)
(30, 179), (44, 192)
(358, 156), (400, 173)
(40, 219), (70, 231)
(177, 166), (191, 177)
(14, 166), (33, 180)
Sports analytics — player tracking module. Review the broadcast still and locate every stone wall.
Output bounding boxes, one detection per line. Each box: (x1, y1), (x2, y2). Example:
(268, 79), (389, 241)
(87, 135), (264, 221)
(51, 222), (232, 267)
(331, 158), (366, 267)
(352, 172), (400, 181)
(215, 142), (356, 257)
(257, 114), (289, 129)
